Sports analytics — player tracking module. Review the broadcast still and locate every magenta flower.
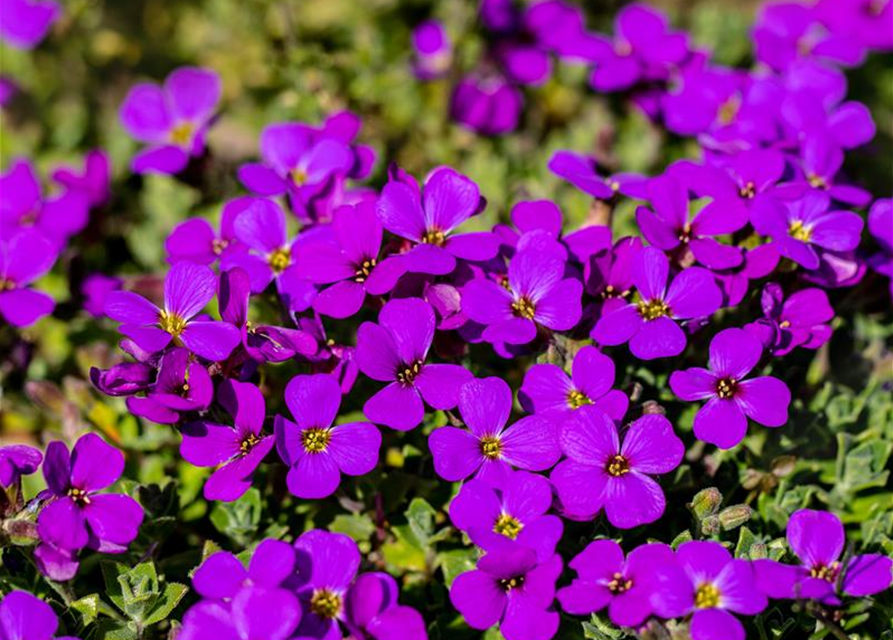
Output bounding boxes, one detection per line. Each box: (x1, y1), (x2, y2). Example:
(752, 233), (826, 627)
(104, 262), (241, 361)
(126, 347), (213, 425)
(51, 149), (111, 209)
(551, 409), (683, 527)
(449, 471), (563, 562)
(548, 150), (648, 200)
(376, 166), (497, 275)
(193, 538), (296, 601)
(593, 247), (722, 360)
(451, 75), (523, 136)
(636, 174), (745, 270)
(650, 541), (767, 640)
(784, 135), (872, 206)
(179, 592), (300, 640)
(0, 228), (58, 327)
(868, 198), (893, 297)
(557, 540), (674, 627)
(0, 591), (79, 640)
(0, 444), (42, 489)
(35, 433), (144, 581)
(119, 67), (220, 174)
(745, 283), (834, 356)
(755, 509), (893, 603)
(428, 377), (561, 484)
(344, 573), (428, 640)
(81, 274), (121, 318)
(450, 543), (562, 640)
(0, 0), (60, 49)
(584, 235), (642, 323)
(462, 249), (583, 346)
(412, 20), (452, 80)
(166, 197), (250, 266)
(670, 328), (791, 449)
(751, 192), (863, 270)
(519, 345), (628, 421)
(275, 374), (381, 499)
(356, 298), (472, 431)
(296, 201), (407, 318)
(180, 380), (274, 502)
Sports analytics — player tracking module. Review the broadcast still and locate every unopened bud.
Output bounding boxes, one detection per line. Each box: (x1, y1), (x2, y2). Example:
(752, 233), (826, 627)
(689, 487), (722, 519)
(719, 504), (753, 531)
(700, 515), (721, 536)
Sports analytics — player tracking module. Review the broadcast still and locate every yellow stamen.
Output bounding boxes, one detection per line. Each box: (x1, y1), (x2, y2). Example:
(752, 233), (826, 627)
(301, 428), (332, 453)
(493, 514), (523, 539)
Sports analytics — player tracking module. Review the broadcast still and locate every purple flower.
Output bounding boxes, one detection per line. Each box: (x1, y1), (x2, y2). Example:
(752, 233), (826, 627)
(636, 175), (745, 270)
(179, 593), (300, 640)
(296, 201), (407, 318)
(868, 198), (893, 297)
(35, 433), (144, 581)
(462, 249), (583, 346)
(344, 573), (428, 640)
(584, 235), (642, 323)
(650, 541), (767, 640)
(0, 444), (42, 488)
(557, 540), (674, 627)
(0, 591), (79, 640)
(781, 135), (872, 207)
(551, 409), (683, 527)
(780, 90), (875, 151)
(754, 509), (893, 603)
(670, 328), (791, 449)
(166, 197), (250, 265)
(126, 347), (213, 424)
(751, 192), (864, 271)
(275, 374), (380, 499)
(291, 530), (360, 638)
(0, 0), (60, 49)
(548, 150), (648, 200)
(81, 273), (121, 318)
(412, 20), (451, 80)
(449, 543), (562, 640)
(593, 247), (722, 360)
(449, 470), (563, 562)
(0, 228), (58, 327)
(105, 261), (241, 361)
(428, 377), (561, 484)
(193, 538), (297, 600)
(119, 67), (220, 175)
(51, 149), (111, 209)
(376, 167), (497, 275)
(519, 345), (628, 421)
(356, 297), (472, 431)
(181, 380), (274, 502)
(814, 0), (893, 52)
(451, 75), (523, 136)
(745, 283), (833, 356)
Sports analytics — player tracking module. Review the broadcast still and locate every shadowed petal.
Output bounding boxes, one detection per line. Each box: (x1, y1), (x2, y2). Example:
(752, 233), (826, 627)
(356, 321), (400, 382)
(37, 497), (88, 550)
(843, 554), (893, 596)
(429, 427), (482, 481)
(364, 383), (424, 431)
(449, 570), (505, 630)
(0, 289), (54, 327)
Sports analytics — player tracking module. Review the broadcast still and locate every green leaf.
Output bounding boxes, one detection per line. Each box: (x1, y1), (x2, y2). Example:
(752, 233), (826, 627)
(210, 487), (262, 546)
(142, 583), (189, 626)
(405, 497), (436, 548)
(70, 594), (101, 626)
(330, 513), (377, 543)
(436, 548), (477, 588)
(94, 620), (139, 640)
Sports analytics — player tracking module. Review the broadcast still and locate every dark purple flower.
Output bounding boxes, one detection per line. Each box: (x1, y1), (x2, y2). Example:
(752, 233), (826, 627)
(429, 377), (561, 484)
(412, 20), (451, 80)
(0, 444), (42, 488)
(0, 0), (60, 49)
(449, 470), (563, 562)
(89, 362), (155, 398)
(275, 374), (380, 499)
(51, 149), (111, 209)
(670, 328), (791, 449)
(548, 150), (648, 200)
(35, 433), (144, 580)
(636, 174), (745, 270)
(181, 380), (274, 502)
(344, 572), (428, 640)
(356, 297), (472, 431)
(751, 192), (863, 270)
(551, 409), (683, 527)
(193, 538), (296, 600)
(593, 247), (722, 360)
(0, 76), (17, 106)
(105, 261), (241, 361)
(0, 228), (58, 327)
(781, 90), (875, 151)
(126, 347), (214, 424)
(119, 67), (220, 174)
(745, 283), (833, 356)
(81, 274), (122, 318)
(451, 75), (523, 136)
(557, 540), (674, 627)
(584, 235), (642, 324)
(662, 66), (753, 139)
(296, 201), (407, 318)
(0, 591), (79, 640)
(650, 541), (767, 640)
(450, 543), (562, 640)
(462, 249), (583, 346)
(755, 509), (893, 603)
(166, 197), (250, 265)
(814, 0), (893, 51)
(519, 345), (628, 421)
(868, 198), (893, 297)
(780, 135), (872, 207)
(178, 592), (300, 640)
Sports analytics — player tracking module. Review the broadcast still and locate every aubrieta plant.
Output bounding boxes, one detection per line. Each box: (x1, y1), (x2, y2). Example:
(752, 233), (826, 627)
(0, 0), (891, 639)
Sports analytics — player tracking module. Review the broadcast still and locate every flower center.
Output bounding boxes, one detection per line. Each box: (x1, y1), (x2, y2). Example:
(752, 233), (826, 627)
(169, 122), (194, 146)
(607, 572), (633, 594)
(678, 223), (693, 244)
(614, 40), (632, 56)
(637, 299), (670, 321)
(809, 562), (840, 583)
(421, 228), (446, 246)
(212, 238), (229, 255)
(309, 588), (342, 619)
(268, 247), (291, 273)
(739, 182), (756, 199)
(498, 575), (525, 592)
(601, 284), (623, 300)
(606, 454), (630, 477)
(480, 436), (503, 460)
(807, 174), (827, 190)
(718, 95), (740, 125)
(159, 310), (188, 338)
(716, 377), (738, 399)
(511, 296), (536, 320)
(0, 277), (16, 292)
(240, 433), (260, 455)
(695, 582), (721, 609)
(567, 390), (592, 409)
(301, 428), (332, 453)
(67, 487), (91, 506)
(779, 320), (791, 328)
(396, 360), (423, 385)
(493, 513), (523, 539)
(788, 220), (812, 242)
(291, 167), (309, 186)
(354, 258), (377, 284)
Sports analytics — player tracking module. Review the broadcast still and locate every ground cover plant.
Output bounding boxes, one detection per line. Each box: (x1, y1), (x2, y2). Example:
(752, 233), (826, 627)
(1, 0), (892, 638)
